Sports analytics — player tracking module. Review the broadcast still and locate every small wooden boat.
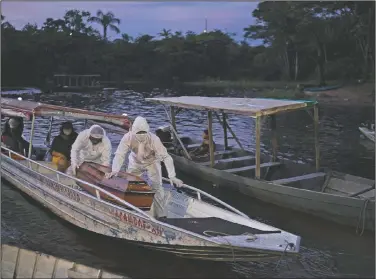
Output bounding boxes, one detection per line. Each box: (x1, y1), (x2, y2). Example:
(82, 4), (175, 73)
(146, 96), (375, 233)
(1, 244), (127, 278)
(303, 84), (342, 95)
(76, 162), (155, 210)
(359, 126), (375, 143)
(1, 98), (301, 262)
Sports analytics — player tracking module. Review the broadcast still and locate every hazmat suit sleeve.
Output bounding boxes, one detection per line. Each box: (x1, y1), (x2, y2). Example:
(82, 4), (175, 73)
(100, 137), (112, 167)
(111, 133), (131, 173)
(152, 135), (176, 179)
(70, 131), (86, 166)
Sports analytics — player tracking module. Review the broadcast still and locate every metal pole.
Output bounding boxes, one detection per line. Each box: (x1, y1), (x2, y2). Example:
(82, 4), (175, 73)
(28, 115), (36, 159)
(314, 105), (320, 171)
(208, 111), (215, 167)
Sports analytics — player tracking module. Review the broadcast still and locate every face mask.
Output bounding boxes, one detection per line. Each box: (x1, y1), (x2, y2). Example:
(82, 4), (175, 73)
(135, 134), (147, 142)
(90, 137), (102, 145)
(63, 129), (72, 135)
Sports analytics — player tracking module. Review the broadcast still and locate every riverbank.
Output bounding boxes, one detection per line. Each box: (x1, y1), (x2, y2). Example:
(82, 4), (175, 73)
(184, 80), (375, 107)
(314, 82), (374, 107)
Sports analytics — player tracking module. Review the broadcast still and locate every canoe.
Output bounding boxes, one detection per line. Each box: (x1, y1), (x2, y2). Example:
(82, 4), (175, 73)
(359, 126), (375, 143)
(146, 96), (375, 233)
(0, 98), (301, 262)
(1, 244), (127, 278)
(303, 84), (342, 95)
(76, 162), (155, 210)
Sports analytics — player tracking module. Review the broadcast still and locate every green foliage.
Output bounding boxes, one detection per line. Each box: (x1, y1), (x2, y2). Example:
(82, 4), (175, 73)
(1, 2), (374, 87)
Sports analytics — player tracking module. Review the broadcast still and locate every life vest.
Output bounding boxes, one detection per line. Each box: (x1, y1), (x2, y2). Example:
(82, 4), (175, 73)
(51, 151), (70, 172)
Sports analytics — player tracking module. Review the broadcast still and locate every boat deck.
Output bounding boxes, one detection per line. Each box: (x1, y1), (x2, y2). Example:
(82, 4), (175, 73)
(157, 217), (281, 237)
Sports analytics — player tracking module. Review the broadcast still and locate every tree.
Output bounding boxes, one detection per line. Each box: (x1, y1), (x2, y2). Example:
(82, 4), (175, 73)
(89, 10), (120, 40)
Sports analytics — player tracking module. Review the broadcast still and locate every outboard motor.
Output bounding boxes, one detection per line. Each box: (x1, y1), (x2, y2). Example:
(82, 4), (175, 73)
(156, 125), (173, 146)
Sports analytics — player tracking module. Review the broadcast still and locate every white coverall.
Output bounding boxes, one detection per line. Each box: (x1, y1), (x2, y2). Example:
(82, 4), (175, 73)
(110, 116), (183, 217)
(67, 125), (112, 175)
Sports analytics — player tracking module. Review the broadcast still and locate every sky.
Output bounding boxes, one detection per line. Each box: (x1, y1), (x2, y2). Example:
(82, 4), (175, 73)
(1, 1), (259, 42)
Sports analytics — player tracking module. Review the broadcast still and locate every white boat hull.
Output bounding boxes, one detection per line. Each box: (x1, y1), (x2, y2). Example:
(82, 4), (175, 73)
(1, 153), (299, 262)
(359, 126), (375, 143)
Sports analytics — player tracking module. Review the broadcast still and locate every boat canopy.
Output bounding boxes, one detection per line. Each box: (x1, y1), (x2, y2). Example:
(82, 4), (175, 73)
(146, 96), (317, 117)
(1, 98), (131, 130)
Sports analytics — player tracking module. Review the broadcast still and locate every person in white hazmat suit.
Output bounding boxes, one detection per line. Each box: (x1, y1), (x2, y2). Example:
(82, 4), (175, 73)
(67, 125), (112, 176)
(105, 116), (183, 217)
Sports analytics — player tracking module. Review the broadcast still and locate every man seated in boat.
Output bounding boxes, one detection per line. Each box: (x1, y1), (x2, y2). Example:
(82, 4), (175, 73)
(1, 117), (31, 159)
(189, 129), (216, 159)
(67, 125), (112, 176)
(105, 116), (184, 217)
(49, 121), (78, 172)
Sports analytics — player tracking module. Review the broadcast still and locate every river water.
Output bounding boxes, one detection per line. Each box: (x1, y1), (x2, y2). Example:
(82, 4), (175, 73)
(1, 86), (375, 278)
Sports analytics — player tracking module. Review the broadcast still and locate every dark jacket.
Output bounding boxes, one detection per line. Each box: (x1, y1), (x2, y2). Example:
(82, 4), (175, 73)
(1, 118), (30, 156)
(50, 126), (78, 160)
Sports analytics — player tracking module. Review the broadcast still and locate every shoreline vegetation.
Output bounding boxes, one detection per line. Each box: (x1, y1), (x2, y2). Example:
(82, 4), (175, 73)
(2, 2), (374, 108)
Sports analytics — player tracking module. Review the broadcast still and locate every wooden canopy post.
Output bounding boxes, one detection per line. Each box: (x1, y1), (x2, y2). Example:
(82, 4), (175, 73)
(255, 116), (261, 179)
(170, 106), (177, 149)
(270, 115), (278, 162)
(208, 111), (215, 167)
(313, 104), (320, 171)
(222, 112), (228, 150)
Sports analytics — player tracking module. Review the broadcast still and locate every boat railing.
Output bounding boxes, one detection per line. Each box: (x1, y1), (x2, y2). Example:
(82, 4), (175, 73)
(162, 178), (250, 219)
(1, 146), (153, 221)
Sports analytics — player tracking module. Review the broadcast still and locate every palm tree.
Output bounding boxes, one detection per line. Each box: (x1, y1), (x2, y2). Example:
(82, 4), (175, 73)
(158, 28), (172, 39)
(89, 10), (120, 40)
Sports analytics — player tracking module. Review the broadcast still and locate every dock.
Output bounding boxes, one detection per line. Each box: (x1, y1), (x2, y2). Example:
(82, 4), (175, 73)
(1, 244), (129, 279)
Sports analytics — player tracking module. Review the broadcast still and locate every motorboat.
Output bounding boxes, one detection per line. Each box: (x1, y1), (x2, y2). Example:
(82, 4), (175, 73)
(1, 98), (301, 262)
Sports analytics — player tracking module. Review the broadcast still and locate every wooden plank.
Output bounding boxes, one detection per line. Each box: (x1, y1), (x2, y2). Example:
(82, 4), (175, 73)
(255, 117), (261, 179)
(208, 111), (215, 167)
(272, 172), (326, 185)
(325, 178), (375, 198)
(223, 112), (228, 149)
(200, 155), (255, 166)
(314, 105), (320, 171)
(224, 162), (281, 174)
(270, 115), (277, 162)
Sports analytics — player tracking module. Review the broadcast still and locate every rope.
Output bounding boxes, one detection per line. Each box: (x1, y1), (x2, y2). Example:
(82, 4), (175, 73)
(355, 198), (371, 236)
(274, 241), (293, 270)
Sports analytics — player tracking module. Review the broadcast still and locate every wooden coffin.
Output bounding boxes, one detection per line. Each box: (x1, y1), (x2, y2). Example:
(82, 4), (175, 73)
(76, 162), (155, 210)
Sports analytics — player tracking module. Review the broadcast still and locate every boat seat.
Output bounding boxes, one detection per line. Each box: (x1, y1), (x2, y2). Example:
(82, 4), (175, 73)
(200, 155), (255, 166)
(167, 143), (201, 152)
(271, 172), (326, 185)
(224, 162), (281, 174)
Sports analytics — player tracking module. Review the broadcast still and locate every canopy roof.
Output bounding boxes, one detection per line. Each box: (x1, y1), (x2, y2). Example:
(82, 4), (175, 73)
(1, 98), (131, 129)
(146, 96), (317, 117)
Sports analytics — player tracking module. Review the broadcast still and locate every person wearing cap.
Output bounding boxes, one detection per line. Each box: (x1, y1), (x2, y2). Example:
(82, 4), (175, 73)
(105, 116), (183, 217)
(1, 117), (31, 159)
(67, 124), (112, 176)
(50, 121), (78, 172)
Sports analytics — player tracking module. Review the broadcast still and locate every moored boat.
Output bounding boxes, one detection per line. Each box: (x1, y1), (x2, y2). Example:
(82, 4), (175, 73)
(146, 96), (375, 233)
(359, 124), (375, 143)
(1, 244), (128, 278)
(1, 98), (301, 262)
